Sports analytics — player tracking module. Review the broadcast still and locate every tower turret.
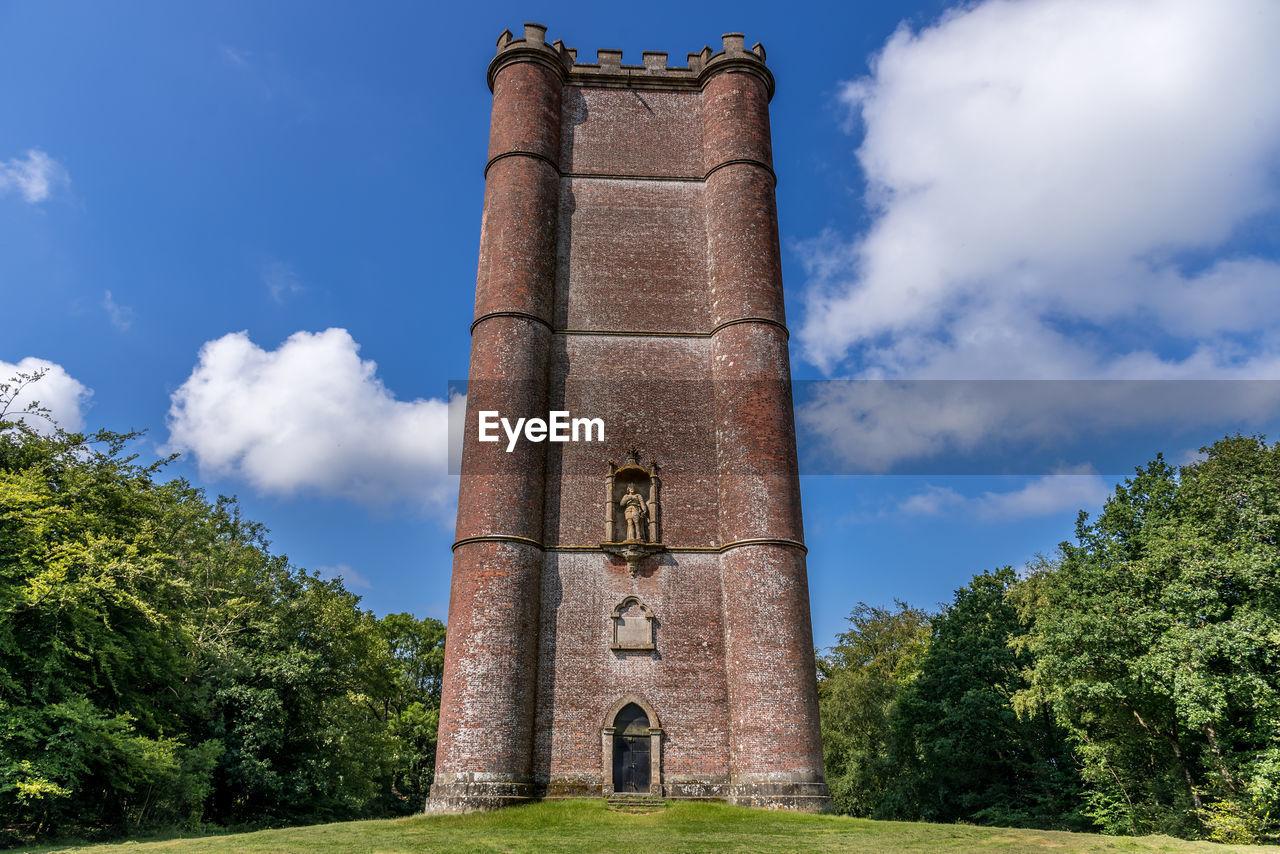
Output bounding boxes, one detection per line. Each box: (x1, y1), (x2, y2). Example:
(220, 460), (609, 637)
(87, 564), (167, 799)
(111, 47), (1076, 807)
(702, 35), (827, 808)
(430, 22), (567, 811)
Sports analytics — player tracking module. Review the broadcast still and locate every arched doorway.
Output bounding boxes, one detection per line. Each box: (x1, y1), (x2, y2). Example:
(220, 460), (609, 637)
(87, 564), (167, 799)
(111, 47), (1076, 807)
(611, 703), (651, 793)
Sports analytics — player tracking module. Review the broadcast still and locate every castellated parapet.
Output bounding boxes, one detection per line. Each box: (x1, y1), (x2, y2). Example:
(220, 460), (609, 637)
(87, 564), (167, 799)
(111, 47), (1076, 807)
(429, 23), (831, 813)
(487, 24), (773, 97)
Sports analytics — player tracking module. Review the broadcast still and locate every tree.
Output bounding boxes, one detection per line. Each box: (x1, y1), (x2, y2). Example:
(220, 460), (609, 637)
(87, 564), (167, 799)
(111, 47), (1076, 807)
(0, 374), (446, 844)
(0, 388), (214, 838)
(882, 569), (1085, 829)
(818, 601), (929, 816)
(1017, 436), (1280, 842)
(375, 612), (446, 810)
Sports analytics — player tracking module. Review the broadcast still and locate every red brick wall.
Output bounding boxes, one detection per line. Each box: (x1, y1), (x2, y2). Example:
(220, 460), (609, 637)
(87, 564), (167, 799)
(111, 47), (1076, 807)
(560, 88), (703, 178)
(553, 180), (709, 333)
(545, 337), (719, 545)
(535, 552), (731, 795)
(434, 48), (563, 803)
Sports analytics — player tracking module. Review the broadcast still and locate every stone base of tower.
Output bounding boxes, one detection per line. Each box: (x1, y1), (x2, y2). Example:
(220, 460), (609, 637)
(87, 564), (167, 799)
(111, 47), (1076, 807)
(726, 777), (834, 812)
(483, 777), (831, 813)
(425, 775), (538, 813)
(427, 777), (832, 813)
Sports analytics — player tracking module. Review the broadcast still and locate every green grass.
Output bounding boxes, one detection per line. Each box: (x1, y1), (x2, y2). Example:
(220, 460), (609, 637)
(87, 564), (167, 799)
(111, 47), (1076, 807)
(10, 800), (1274, 854)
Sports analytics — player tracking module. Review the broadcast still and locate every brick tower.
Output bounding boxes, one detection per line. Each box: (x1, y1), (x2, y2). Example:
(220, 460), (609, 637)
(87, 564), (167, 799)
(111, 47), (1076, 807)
(429, 24), (830, 812)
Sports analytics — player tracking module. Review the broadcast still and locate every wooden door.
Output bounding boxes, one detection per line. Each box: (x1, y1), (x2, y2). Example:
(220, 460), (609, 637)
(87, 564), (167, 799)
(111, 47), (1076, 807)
(611, 703), (652, 793)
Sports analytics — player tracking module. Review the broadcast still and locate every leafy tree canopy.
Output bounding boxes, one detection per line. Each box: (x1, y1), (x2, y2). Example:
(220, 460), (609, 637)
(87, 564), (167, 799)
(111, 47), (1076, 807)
(1017, 435), (1280, 842)
(0, 372), (445, 845)
(818, 601), (929, 817)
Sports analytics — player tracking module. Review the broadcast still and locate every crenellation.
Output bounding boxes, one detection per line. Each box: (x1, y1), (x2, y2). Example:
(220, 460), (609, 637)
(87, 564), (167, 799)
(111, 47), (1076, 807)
(596, 48), (622, 70)
(489, 24), (771, 96)
(641, 51), (667, 72)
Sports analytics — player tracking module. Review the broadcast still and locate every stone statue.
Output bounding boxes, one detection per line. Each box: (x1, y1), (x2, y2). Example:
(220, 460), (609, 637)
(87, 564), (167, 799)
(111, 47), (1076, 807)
(619, 484), (648, 542)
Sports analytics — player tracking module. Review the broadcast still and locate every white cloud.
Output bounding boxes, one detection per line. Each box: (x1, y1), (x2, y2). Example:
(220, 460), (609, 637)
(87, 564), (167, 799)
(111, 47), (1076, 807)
(165, 328), (457, 510)
(897, 484), (965, 517)
(798, 0), (1280, 376)
(797, 378), (1280, 473)
(0, 150), (67, 203)
(0, 357), (91, 432)
(317, 563), (372, 590)
(898, 468), (1112, 521)
(263, 261), (304, 303)
(102, 290), (134, 331)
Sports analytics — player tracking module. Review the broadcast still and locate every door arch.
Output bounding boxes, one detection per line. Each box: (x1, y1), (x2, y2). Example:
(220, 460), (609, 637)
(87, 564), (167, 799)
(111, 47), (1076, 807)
(612, 704), (651, 792)
(601, 694), (662, 796)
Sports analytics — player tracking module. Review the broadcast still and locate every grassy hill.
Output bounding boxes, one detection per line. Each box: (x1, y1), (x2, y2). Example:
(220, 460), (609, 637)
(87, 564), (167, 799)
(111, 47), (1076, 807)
(15, 800), (1271, 854)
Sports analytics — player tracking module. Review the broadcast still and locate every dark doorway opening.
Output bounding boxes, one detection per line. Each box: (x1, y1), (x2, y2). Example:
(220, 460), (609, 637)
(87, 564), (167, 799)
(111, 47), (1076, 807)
(611, 703), (651, 793)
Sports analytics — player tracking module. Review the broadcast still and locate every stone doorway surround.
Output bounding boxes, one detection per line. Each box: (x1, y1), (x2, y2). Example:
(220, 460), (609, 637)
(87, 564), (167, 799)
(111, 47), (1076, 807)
(601, 693), (663, 797)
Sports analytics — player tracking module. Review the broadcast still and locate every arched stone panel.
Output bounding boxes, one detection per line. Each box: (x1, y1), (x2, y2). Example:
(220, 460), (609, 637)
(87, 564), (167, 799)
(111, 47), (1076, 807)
(610, 596), (656, 651)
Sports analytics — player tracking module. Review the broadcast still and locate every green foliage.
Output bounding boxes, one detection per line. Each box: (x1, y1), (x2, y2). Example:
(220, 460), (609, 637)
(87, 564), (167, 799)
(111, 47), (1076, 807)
(1017, 436), (1280, 841)
(881, 569), (1086, 829)
(0, 377), (445, 845)
(376, 612), (446, 809)
(820, 437), (1280, 841)
(1194, 790), (1272, 845)
(817, 601), (929, 816)
(819, 577), (1084, 830)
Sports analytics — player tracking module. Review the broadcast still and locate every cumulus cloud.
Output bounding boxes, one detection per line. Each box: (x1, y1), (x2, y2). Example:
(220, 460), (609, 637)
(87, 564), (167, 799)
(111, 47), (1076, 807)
(793, 0), (1280, 469)
(0, 357), (92, 432)
(166, 328), (456, 510)
(0, 150), (67, 203)
(897, 467), (1112, 521)
(798, 0), (1280, 375)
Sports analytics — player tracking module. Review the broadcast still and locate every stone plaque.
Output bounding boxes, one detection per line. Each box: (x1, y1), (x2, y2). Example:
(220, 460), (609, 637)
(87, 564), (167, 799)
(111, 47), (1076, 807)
(611, 597), (655, 651)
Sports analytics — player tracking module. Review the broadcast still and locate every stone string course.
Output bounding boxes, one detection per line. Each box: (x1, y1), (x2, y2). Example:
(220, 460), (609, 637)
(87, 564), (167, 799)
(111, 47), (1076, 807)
(429, 23), (830, 813)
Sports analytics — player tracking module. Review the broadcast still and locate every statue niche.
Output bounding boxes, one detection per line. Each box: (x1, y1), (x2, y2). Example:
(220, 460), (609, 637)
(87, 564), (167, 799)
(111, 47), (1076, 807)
(600, 454), (664, 576)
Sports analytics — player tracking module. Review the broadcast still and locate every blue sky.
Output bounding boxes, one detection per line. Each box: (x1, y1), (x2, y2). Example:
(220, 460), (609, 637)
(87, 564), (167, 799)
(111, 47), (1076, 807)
(4, 0), (1279, 649)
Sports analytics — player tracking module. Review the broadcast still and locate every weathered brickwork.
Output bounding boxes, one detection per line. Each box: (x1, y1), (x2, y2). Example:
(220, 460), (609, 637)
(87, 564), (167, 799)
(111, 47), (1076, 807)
(429, 22), (831, 813)
(546, 337), (719, 545)
(561, 88), (703, 178)
(555, 180), (709, 333)
(535, 552), (731, 797)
